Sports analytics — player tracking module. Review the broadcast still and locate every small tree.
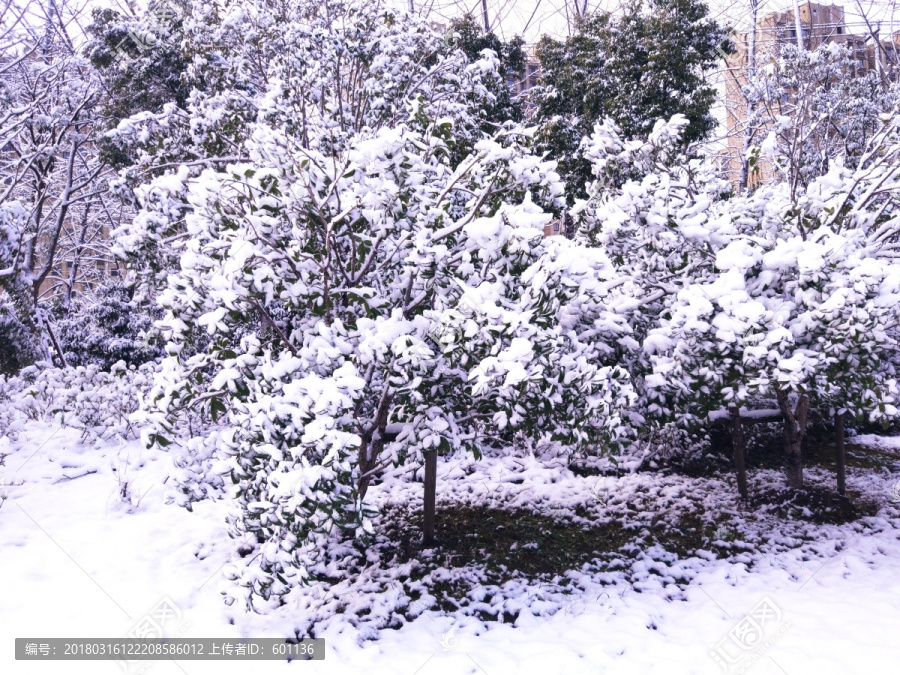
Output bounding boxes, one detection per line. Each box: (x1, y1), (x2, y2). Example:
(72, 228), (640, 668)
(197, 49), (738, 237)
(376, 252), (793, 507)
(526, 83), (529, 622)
(744, 43), (900, 192)
(445, 14), (527, 132)
(642, 120), (900, 491)
(574, 115), (744, 485)
(52, 282), (164, 370)
(577, 112), (900, 494)
(130, 0), (634, 606)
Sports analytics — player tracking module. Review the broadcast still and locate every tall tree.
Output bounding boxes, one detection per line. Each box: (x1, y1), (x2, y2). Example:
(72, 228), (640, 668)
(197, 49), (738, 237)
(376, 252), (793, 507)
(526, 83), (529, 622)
(533, 0), (730, 202)
(0, 0), (117, 369)
(445, 13), (527, 132)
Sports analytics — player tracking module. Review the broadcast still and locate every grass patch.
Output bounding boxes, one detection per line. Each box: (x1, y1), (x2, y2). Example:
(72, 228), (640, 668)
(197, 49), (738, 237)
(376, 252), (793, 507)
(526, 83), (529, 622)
(372, 503), (732, 620)
(379, 504), (631, 578)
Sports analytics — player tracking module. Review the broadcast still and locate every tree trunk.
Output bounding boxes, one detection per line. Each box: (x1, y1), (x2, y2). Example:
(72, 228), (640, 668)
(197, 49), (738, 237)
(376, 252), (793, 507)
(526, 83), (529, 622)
(423, 449), (437, 546)
(729, 405), (749, 499)
(835, 411), (846, 496)
(356, 389), (393, 501)
(42, 316), (68, 368)
(776, 389), (805, 488)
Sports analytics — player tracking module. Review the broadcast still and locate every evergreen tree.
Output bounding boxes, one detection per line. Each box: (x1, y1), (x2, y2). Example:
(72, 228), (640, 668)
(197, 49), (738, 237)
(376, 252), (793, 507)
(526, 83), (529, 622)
(445, 14), (527, 131)
(86, 1), (192, 169)
(534, 0), (730, 203)
(52, 283), (164, 370)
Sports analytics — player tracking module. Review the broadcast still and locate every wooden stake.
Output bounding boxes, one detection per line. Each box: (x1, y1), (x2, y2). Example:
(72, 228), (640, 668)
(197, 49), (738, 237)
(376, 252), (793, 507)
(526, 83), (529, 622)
(423, 450), (437, 546)
(835, 411), (846, 496)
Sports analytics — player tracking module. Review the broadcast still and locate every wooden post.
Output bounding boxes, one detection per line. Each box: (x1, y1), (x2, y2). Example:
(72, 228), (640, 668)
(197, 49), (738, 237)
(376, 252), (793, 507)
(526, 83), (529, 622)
(835, 411), (846, 496)
(423, 450), (437, 546)
(729, 406), (749, 499)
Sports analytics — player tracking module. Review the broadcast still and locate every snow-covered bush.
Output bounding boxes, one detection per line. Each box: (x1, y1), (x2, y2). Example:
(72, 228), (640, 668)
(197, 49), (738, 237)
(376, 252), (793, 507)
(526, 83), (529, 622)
(0, 296), (43, 376)
(122, 0), (636, 606)
(140, 121), (635, 606)
(577, 112), (900, 491)
(0, 362), (154, 442)
(52, 283), (164, 370)
(0, 205), (45, 371)
(573, 115), (733, 440)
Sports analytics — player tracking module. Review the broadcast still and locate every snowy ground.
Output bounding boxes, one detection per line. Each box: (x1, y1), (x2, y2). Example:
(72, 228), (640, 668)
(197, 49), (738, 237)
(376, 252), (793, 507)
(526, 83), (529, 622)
(2, 422), (900, 675)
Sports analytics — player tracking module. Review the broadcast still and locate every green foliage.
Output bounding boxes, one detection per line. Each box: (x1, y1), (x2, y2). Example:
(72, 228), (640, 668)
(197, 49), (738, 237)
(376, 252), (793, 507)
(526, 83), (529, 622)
(51, 283), (165, 370)
(445, 14), (526, 130)
(86, 2), (192, 168)
(0, 298), (43, 376)
(533, 0), (731, 203)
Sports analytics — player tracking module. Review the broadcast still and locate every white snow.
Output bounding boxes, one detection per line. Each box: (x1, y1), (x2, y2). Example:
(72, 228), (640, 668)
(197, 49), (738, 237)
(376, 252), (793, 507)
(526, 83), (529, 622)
(2, 422), (900, 674)
(849, 433), (900, 453)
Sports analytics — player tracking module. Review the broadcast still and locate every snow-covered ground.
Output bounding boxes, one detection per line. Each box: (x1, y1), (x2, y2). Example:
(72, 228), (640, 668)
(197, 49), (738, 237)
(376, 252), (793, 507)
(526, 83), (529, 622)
(2, 423), (899, 675)
(849, 433), (900, 453)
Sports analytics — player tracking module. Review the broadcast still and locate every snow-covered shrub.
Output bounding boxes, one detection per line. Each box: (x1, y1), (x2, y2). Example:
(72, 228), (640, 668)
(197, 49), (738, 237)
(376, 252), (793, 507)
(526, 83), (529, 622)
(0, 297), (43, 376)
(0, 205), (44, 373)
(577, 112), (900, 490)
(52, 283), (164, 370)
(0, 362), (154, 441)
(139, 121), (635, 606)
(573, 115), (733, 448)
(120, 0), (636, 605)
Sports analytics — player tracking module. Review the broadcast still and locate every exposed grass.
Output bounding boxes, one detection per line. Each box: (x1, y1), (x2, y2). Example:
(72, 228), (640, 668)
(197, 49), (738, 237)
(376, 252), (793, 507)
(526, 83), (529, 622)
(372, 503), (715, 619)
(343, 437), (898, 626)
(378, 504), (632, 578)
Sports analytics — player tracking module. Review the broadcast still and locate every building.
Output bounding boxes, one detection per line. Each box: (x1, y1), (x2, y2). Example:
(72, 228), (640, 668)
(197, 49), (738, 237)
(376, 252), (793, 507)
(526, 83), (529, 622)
(509, 46), (541, 95)
(722, 2), (898, 185)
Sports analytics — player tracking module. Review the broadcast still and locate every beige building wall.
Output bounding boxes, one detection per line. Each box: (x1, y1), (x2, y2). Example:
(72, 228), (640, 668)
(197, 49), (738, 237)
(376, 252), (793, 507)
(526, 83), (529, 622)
(722, 2), (893, 187)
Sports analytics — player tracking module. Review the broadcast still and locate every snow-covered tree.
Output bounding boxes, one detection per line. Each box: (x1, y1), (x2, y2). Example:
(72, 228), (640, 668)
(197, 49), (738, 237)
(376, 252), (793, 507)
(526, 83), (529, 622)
(444, 13), (527, 133)
(572, 115), (735, 476)
(109, 0), (520, 297)
(0, 0), (120, 368)
(532, 0), (730, 203)
(126, 0), (634, 606)
(52, 282), (164, 370)
(744, 43), (900, 191)
(577, 110), (900, 493)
